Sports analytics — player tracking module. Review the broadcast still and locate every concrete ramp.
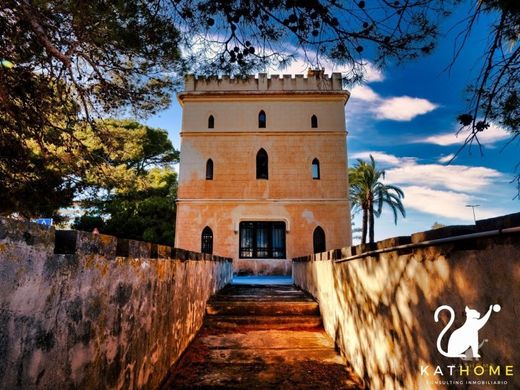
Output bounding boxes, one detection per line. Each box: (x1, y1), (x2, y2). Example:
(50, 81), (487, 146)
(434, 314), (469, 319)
(161, 284), (363, 389)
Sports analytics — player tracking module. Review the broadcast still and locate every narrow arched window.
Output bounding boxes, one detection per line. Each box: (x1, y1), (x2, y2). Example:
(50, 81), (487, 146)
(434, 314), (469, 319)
(258, 110), (266, 128)
(313, 226), (326, 254)
(208, 115), (214, 129)
(201, 226), (213, 254)
(206, 159), (213, 180)
(312, 158), (320, 180)
(256, 148), (268, 179)
(311, 114), (318, 128)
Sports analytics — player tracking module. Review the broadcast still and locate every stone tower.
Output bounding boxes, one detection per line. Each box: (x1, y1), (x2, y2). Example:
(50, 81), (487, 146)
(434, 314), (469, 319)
(175, 71), (351, 275)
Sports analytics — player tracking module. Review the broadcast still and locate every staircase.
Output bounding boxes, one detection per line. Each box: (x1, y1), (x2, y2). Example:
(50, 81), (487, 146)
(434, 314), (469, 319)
(161, 284), (363, 389)
(205, 284), (322, 329)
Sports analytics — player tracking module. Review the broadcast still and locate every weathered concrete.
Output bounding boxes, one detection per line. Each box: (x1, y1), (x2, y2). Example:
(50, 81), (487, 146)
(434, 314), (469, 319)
(0, 218), (232, 390)
(162, 284), (363, 389)
(293, 213), (520, 389)
(233, 258), (292, 276)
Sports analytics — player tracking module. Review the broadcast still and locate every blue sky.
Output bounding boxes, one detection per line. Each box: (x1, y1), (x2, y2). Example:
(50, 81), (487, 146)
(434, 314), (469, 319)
(145, 4), (519, 243)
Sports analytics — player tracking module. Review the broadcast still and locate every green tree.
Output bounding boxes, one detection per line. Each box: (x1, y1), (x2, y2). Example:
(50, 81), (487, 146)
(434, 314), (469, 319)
(72, 120), (179, 244)
(349, 155), (406, 245)
(1, 0), (182, 217)
(75, 168), (177, 245)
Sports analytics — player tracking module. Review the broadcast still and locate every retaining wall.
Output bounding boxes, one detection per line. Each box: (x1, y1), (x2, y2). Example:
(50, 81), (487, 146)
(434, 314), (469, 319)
(0, 218), (232, 390)
(293, 213), (520, 389)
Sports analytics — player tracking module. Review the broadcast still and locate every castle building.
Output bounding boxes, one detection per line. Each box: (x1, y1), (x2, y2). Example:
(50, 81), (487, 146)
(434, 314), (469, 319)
(175, 71), (351, 275)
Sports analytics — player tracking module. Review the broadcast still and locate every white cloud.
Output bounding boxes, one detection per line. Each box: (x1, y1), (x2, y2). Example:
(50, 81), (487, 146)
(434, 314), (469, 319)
(385, 163), (502, 192)
(362, 62), (384, 82)
(420, 123), (510, 146)
(348, 85), (438, 122)
(438, 154), (455, 163)
(351, 151), (416, 166)
(400, 186), (504, 221)
(350, 85), (380, 102)
(374, 96), (438, 121)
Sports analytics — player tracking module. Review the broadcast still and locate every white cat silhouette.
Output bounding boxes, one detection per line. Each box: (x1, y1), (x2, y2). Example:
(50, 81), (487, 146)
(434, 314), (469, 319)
(434, 304), (500, 360)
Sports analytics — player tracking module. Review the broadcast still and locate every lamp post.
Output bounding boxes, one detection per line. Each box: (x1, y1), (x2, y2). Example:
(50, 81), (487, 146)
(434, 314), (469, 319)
(466, 204), (480, 223)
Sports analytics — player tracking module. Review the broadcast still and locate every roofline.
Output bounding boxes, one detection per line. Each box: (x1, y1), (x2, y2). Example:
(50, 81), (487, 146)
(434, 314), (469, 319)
(177, 90), (351, 106)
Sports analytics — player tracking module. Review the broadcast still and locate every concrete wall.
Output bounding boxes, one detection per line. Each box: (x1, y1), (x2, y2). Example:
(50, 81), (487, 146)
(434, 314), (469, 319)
(293, 213), (520, 389)
(175, 76), (351, 270)
(0, 218), (232, 390)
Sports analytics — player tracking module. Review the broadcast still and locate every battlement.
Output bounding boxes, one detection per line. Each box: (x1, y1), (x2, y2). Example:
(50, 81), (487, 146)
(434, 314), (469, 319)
(183, 71), (344, 93)
(0, 218), (231, 262)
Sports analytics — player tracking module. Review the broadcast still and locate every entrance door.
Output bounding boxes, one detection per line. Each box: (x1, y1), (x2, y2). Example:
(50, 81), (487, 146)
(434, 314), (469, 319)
(239, 221), (286, 259)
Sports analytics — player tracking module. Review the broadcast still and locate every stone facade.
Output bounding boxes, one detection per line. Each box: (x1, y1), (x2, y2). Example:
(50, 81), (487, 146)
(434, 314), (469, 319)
(293, 213), (520, 389)
(0, 218), (232, 390)
(175, 72), (352, 275)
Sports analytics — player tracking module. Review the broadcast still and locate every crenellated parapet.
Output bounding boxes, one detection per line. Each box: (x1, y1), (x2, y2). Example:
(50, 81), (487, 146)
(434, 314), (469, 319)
(0, 218), (231, 262)
(183, 71), (344, 92)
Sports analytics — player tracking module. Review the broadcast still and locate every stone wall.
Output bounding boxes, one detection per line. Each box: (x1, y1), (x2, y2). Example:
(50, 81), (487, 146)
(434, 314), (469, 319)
(0, 218), (233, 390)
(293, 213), (520, 389)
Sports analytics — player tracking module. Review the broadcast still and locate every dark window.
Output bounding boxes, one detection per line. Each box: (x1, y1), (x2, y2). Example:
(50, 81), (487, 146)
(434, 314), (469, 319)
(256, 148), (268, 179)
(312, 158), (320, 180)
(201, 226), (213, 254)
(258, 110), (266, 128)
(313, 226), (326, 254)
(208, 115), (214, 129)
(311, 114), (318, 128)
(239, 221), (286, 258)
(206, 159), (213, 180)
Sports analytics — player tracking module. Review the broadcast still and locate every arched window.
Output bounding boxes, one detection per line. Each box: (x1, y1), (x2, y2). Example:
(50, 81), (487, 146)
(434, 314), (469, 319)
(206, 159), (213, 180)
(313, 226), (326, 254)
(201, 226), (213, 254)
(256, 148), (268, 179)
(208, 115), (214, 129)
(312, 158), (320, 180)
(258, 110), (266, 128)
(311, 114), (318, 128)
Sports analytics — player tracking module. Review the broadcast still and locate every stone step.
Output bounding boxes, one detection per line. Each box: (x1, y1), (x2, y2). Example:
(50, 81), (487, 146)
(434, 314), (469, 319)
(205, 347), (345, 365)
(167, 360), (362, 389)
(205, 315), (322, 329)
(207, 300), (320, 316)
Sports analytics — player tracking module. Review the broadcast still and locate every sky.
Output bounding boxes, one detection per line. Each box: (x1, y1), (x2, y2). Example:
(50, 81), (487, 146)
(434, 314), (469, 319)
(145, 4), (519, 243)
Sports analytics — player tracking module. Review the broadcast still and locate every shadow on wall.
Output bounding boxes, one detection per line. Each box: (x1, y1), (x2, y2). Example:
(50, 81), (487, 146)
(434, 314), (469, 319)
(0, 218), (233, 390)
(293, 213), (520, 389)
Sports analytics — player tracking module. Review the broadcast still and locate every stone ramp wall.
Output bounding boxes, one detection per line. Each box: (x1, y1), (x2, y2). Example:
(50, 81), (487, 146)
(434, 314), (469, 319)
(293, 213), (520, 389)
(0, 218), (232, 390)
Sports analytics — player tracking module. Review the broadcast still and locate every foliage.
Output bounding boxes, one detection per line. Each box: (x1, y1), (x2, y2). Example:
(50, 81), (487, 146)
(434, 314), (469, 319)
(72, 120), (178, 245)
(74, 168), (177, 245)
(1, 0), (182, 217)
(349, 155), (406, 244)
(454, 0), (520, 152)
(431, 222), (446, 230)
(170, 0), (450, 80)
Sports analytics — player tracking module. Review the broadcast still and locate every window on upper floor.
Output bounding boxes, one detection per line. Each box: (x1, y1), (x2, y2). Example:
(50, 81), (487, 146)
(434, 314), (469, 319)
(256, 148), (268, 179)
(313, 226), (326, 254)
(206, 159), (213, 180)
(312, 158), (320, 180)
(258, 110), (266, 128)
(208, 115), (214, 129)
(201, 226), (213, 254)
(311, 114), (318, 128)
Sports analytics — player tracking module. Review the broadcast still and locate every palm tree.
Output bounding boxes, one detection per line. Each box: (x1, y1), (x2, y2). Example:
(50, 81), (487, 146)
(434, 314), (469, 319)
(349, 155), (406, 244)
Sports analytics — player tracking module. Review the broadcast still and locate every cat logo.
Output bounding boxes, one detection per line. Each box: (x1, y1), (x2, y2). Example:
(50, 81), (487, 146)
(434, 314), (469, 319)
(434, 304), (501, 361)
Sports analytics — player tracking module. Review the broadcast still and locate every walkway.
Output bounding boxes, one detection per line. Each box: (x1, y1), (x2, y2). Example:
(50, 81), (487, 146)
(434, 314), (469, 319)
(161, 284), (363, 389)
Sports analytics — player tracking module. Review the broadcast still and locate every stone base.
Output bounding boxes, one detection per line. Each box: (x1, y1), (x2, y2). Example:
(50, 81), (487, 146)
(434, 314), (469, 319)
(233, 259), (292, 276)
